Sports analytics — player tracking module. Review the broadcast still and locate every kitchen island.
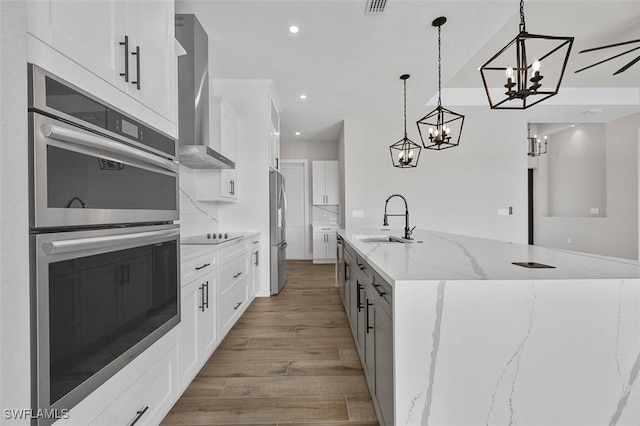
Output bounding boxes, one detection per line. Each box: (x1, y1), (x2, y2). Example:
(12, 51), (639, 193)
(337, 228), (640, 426)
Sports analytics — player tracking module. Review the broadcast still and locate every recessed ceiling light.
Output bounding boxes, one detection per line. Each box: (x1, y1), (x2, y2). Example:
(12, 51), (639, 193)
(571, 124), (575, 128)
(295, 132), (301, 136)
(299, 94), (307, 100)
(289, 25), (299, 34)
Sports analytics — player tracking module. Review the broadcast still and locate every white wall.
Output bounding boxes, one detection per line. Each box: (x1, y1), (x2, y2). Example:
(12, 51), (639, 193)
(0, 0), (31, 421)
(343, 106), (528, 244)
(534, 113), (640, 260)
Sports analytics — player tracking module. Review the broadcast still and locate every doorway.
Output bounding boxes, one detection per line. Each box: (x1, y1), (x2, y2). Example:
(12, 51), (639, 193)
(280, 160), (309, 259)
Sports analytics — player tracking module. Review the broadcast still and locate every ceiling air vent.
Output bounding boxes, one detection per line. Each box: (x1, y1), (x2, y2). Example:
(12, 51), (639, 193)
(365, 0), (387, 15)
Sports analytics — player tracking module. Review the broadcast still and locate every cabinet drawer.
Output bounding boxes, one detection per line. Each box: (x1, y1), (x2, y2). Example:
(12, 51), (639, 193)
(182, 252), (218, 286)
(219, 254), (249, 293)
(90, 348), (175, 426)
(219, 239), (251, 266)
(371, 273), (392, 318)
(220, 279), (248, 334)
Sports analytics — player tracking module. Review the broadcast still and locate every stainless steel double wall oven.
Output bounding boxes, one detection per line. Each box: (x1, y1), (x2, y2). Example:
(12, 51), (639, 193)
(28, 64), (180, 422)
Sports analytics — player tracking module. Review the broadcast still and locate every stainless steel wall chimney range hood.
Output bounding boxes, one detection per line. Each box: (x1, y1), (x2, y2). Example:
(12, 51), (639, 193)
(175, 14), (235, 169)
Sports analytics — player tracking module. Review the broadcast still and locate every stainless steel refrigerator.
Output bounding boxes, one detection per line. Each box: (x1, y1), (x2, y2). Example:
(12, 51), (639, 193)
(270, 169), (287, 295)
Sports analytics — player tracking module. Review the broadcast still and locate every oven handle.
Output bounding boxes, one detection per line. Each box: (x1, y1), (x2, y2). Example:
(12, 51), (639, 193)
(42, 228), (180, 255)
(42, 123), (178, 173)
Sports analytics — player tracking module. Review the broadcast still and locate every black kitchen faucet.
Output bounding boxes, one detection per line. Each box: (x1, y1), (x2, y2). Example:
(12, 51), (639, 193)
(383, 193), (415, 240)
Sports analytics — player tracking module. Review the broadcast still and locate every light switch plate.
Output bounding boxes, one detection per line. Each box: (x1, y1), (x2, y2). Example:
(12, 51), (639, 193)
(497, 208), (510, 216)
(590, 207), (600, 215)
(352, 210), (364, 218)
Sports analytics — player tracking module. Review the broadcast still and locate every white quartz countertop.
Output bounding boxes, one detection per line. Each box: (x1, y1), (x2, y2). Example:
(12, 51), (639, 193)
(339, 228), (640, 283)
(180, 231), (260, 263)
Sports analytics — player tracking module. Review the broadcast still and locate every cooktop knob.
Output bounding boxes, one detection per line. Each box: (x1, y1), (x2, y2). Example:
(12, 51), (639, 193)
(206, 233), (211, 239)
(224, 233), (229, 239)
(212, 234), (217, 239)
(218, 233), (223, 239)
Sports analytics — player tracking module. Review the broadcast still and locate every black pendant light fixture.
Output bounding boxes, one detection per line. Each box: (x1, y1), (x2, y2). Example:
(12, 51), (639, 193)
(416, 17), (464, 151)
(479, 0), (574, 109)
(527, 124), (547, 157)
(390, 74), (422, 168)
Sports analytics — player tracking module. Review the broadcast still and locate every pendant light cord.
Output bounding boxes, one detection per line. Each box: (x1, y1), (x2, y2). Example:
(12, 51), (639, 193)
(437, 24), (442, 107)
(403, 77), (408, 138)
(519, 0), (526, 33)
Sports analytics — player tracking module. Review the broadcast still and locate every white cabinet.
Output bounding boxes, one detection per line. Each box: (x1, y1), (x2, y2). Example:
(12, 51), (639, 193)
(90, 348), (177, 426)
(269, 98), (280, 170)
(195, 97), (239, 202)
(313, 225), (338, 263)
(312, 161), (340, 205)
(177, 252), (218, 391)
(27, 0), (176, 121)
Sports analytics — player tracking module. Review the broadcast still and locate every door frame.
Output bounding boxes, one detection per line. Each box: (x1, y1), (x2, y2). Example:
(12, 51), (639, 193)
(280, 159), (311, 259)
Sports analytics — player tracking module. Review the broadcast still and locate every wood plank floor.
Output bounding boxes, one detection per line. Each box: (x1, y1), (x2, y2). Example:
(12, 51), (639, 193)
(161, 260), (378, 426)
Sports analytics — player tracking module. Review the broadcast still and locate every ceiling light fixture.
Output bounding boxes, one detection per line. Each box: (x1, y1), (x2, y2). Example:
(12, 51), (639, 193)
(390, 74), (421, 168)
(289, 25), (299, 34)
(416, 17), (464, 150)
(479, 0), (574, 109)
(295, 132), (301, 136)
(299, 94), (307, 100)
(527, 124), (547, 157)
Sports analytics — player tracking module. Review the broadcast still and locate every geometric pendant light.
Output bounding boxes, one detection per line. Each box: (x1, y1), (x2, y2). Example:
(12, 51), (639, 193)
(390, 74), (422, 168)
(479, 0), (574, 109)
(416, 17), (465, 150)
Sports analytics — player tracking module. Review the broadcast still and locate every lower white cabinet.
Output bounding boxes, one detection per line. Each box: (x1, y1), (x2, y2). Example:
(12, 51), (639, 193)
(178, 269), (217, 391)
(250, 239), (261, 294)
(313, 225), (339, 263)
(90, 348), (176, 426)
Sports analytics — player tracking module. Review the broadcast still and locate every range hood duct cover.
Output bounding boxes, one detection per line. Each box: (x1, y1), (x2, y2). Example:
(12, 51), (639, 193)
(175, 14), (234, 169)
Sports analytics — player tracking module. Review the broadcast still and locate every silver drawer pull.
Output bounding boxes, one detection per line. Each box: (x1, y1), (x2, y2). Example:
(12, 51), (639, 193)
(195, 262), (211, 271)
(233, 272), (242, 278)
(128, 406), (149, 426)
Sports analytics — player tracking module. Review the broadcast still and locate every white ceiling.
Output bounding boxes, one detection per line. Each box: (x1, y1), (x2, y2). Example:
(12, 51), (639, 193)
(176, 0), (640, 143)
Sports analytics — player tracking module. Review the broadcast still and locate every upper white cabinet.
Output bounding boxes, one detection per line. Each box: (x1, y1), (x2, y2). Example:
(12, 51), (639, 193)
(195, 96), (239, 202)
(269, 98), (280, 170)
(27, 0), (176, 122)
(312, 160), (340, 205)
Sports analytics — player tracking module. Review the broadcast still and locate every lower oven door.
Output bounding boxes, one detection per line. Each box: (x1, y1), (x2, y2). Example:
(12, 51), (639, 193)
(32, 224), (180, 420)
(30, 112), (179, 229)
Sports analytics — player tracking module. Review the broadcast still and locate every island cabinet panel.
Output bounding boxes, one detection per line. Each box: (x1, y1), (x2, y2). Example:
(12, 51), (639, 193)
(339, 240), (394, 426)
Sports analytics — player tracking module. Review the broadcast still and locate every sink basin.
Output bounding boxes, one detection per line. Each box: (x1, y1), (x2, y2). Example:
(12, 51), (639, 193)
(355, 235), (412, 244)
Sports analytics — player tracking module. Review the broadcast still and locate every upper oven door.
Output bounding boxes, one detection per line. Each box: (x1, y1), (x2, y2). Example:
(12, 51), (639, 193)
(30, 112), (179, 229)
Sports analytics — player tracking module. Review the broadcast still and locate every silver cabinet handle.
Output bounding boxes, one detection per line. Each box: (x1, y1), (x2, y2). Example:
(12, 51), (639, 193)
(41, 228), (179, 255)
(199, 284), (205, 312)
(119, 35), (129, 82)
(131, 45), (141, 90)
(233, 272), (242, 278)
(42, 123), (178, 173)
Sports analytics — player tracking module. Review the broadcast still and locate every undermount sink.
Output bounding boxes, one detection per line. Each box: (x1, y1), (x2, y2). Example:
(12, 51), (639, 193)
(356, 235), (412, 244)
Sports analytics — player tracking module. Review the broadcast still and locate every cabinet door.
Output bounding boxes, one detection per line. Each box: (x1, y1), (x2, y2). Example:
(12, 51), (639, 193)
(126, 0), (176, 121)
(364, 294), (376, 391)
(252, 247), (261, 296)
(35, 0), (127, 88)
(312, 232), (327, 261)
(220, 104), (237, 160)
(269, 126), (280, 170)
(312, 161), (326, 205)
(374, 306), (394, 426)
(220, 169), (237, 200)
(327, 231), (338, 262)
(200, 274), (217, 357)
(355, 280), (366, 363)
(324, 161), (340, 205)
(177, 279), (200, 391)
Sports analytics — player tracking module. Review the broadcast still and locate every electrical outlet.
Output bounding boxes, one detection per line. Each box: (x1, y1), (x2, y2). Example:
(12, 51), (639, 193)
(352, 210), (364, 218)
(590, 207), (599, 215)
(567, 237), (572, 244)
(497, 208), (510, 216)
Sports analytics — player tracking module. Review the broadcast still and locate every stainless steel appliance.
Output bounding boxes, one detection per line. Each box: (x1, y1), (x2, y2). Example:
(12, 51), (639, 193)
(29, 65), (179, 228)
(28, 64), (180, 424)
(175, 14), (235, 169)
(270, 169), (287, 295)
